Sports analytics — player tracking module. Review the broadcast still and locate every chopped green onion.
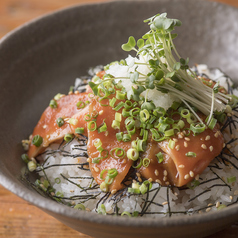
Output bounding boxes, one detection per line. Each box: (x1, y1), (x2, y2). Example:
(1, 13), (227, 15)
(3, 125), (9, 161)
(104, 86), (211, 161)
(88, 121), (97, 131)
(208, 117), (217, 130)
(97, 204), (107, 215)
(113, 101), (125, 111)
(69, 118), (78, 126)
(125, 117), (135, 130)
(100, 149), (109, 159)
(100, 169), (108, 180)
(98, 121), (107, 133)
(122, 109), (130, 117)
(116, 90), (126, 100)
(140, 109), (150, 122)
(187, 114), (197, 124)
(164, 128), (174, 137)
(54, 93), (63, 100)
(115, 112), (122, 122)
(132, 158), (143, 169)
(92, 157), (102, 164)
(110, 148), (126, 159)
(186, 152), (196, 157)
(139, 180), (152, 194)
(127, 148), (139, 161)
(122, 133), (131, 142)
(56, 117), (64, 127)
(124, 100), (133, 109)
(28, 161), (37, 172)
(111, 120), (120, 130)
(181, 109), (190, 118)
(116, 132), (123, 141)
(55, 178), (61, 184)
(156, 152), (164, 163)
(100, 182), (109, 192)
(168, 139), (175, 149)
(217, 204), (227, 210)
(21, 154), (29, 163)
(76, 101), (85, 109)
(227, 176), (236, 183)
(64, 133), (74, 142)
(32, 135), (43, 147)
(84, 114), (92, 121)
(121, 211), (132, 217)
(177, 120), (185, 129)
(49, 99), (57, 108)
(190, 123), (206, 134)
(75, 127), (84, 134)
(109, 97), (117, 107)
(142, 158), (150, 167)
(94, 139), (102, 148)
(74, 204), (86, 210)
(107, 168), (118, 178)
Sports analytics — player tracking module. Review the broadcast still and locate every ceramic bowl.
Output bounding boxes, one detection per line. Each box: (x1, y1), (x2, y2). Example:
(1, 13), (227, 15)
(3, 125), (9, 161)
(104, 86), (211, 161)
(0, 0), (238, 237)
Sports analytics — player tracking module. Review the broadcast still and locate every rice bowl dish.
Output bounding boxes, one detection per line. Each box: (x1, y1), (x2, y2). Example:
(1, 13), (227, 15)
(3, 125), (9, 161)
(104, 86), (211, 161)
(21, 13), (238, 218)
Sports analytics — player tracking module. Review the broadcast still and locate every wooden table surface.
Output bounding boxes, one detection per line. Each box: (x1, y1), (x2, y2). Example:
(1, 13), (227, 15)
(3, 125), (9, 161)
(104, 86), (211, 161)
(1, 0), (238, 237)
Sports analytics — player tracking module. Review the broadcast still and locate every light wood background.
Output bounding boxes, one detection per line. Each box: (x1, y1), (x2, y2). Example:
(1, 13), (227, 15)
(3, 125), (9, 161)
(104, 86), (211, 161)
(1, 0), (238, 237)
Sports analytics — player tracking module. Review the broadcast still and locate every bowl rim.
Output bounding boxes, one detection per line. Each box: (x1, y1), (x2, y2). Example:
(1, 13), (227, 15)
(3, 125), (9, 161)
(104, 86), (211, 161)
(1, 0), (238, 229)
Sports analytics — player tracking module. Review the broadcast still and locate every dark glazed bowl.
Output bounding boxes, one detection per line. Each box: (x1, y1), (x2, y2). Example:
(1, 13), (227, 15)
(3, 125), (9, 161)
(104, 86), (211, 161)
(0, 0), (238, 237)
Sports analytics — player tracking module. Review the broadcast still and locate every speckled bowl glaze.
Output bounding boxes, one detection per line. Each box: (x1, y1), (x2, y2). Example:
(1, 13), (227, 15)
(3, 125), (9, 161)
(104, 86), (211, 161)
(0, 0), (238, 237)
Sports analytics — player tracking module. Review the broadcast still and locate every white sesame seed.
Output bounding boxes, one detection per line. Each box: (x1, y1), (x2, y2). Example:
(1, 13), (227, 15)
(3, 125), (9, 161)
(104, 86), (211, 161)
(178, 133), (184, 139)
(184, 141), (188, 147)
(234, 190), (238, 196)
(138, 177), (142, 183)
(43, 124), (47, 129)
(87, 158), (91, 163)
(189, 171), (194, 177)
(136, 172), (141, 177)
(165, 181), (170, 186)
(111, 189), (117, 195)
(216, 201), (220, 208)
(94, 166), (99, 173)
(162, 201), (168, 205)
(86, 208), (91, 212)
(208, 203), (213, 207)
(214, 131), (219, 138)
(155, 169), (159, 176)
(227, 144), (231, 149)
(173, 138), (178, 142)
(184, 137), (190, 141)
(209, 146), (213, 152)
(175, 145), (180, 151)
(230, 196), (233, 201)
(184, 174), (190, 180)
(178, 164), (185, 168)
(74, 90), (79, 94)
(99, 110), (104, 115)
(148, 178), (153, 182)
(195, 174), (200, 180)
(163, 176), (167, 181)
(163, 170), (168, 176)
(201, 144), (207, 149)
(206, 208), (211, 212)
(205, 135), (210, 141)
(155, 179), (162, 184)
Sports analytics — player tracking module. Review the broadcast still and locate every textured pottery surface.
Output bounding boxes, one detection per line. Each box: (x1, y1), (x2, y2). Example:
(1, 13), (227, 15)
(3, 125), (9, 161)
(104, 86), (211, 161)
(0, 0), (238, 237)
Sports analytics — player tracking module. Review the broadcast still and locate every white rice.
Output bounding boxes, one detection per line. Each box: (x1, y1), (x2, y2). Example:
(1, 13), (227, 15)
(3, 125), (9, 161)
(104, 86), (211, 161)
(35, 64), (238, 217)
